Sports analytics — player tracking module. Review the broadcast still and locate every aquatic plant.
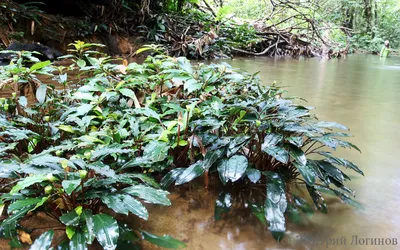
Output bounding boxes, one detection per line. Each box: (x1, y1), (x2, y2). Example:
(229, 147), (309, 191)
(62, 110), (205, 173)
(0, 42), (362, 248)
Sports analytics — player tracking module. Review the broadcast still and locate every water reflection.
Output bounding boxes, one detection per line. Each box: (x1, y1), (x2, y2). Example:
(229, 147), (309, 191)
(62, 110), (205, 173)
(144, 55), (400, 250)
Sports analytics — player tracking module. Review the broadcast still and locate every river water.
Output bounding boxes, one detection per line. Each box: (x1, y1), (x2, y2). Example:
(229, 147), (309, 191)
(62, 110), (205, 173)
(144, 54), (400, 250)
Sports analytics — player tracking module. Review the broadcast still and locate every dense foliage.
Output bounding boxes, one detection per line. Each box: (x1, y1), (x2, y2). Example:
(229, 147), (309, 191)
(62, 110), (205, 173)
(0, 42), (363, 248)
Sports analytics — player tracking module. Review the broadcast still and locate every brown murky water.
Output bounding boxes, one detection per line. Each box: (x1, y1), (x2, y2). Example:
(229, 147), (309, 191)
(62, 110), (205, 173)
(144, 55), (400, 250)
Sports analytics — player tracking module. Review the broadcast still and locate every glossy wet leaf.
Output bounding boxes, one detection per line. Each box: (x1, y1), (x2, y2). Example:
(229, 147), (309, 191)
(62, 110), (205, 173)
(141, 231), (186, 249)
(293, 162), (315, 186)
(69, 230), (87, 250)
(214, 192), (232, 220)
(307, 185), (327, 213)
(264, 172), (287, 240)
(60, 210), (80, 226)
(123, 185), (170, 206)
(218, 155), (248, 184)
(245, 168), (261, 183)
(317, 152), (364, 176)
(62, 179), (81, 195)
(288, 145), (307, 165)
(175, 161), (205, 185)
(262, 146), (289, 164)
(261, 133), (283, 149)
(203, 149), (224, 170)
(10, 174), (47, 194)
(8, 198), (42, 213)
(161, 168), (185, 189)
(101, 195), (129, 215)
(120, 194), (149, 220)
(30, 230), (54, 250)
(82, 210), (95, 243)
(93, 214), (119, 250)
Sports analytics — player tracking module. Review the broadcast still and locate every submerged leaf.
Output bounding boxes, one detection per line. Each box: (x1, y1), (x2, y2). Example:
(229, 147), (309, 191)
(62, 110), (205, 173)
(141, 231), (186, 249)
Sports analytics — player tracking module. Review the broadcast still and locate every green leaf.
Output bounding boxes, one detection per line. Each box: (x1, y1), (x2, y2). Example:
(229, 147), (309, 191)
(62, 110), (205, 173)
(30, 230), (54, 250)
(10, 174), (48, 194)
(82, 210), (95, 244)
(245, 168), (261, 183)
(8, 198), (42, 213)
(29, 196), (49, 213)
(101, 195), (129, 215)
(69, 230), (87, 250)
(307, 185), (327, 213)
(3, 205), (34, 225)
(119, 88), (141, 108)
(217, 155), (248, 184)
(288, 145), (307, 165)
(214, 192), (232, 220)
(141, 231), (186, 249)
(314, 121), (348, 130)
(60, 210), (80, 226)
(36, 84), (47, 104)
(66, 226), (76, 240)
(123, 185), (171, 206)
(203, 149), (224, 170)
(30, 60), (51, 72)
(263, 146), (289, 164)
(62, 179), (81, 195)
(160, 168), (185, 189)
(184, 79), (201, 94)
(175, 161), (205, 185)
(317, 152), (364, 176)
(93, 214), (119, 250)
(120, 194), (149, 220)
(77, 59), (86, 68)
(261, 134), (283, 149)
(264, 172), (287, 240)
(293, 162), (315, 186)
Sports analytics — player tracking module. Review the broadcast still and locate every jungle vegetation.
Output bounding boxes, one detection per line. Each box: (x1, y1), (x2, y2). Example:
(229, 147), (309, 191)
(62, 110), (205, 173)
(0, 41), (363, 249)
(0, 0), (399, 58)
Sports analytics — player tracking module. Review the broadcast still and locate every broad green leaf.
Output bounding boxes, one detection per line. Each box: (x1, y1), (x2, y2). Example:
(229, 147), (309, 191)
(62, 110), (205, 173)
(29, 196), (49, 213)
(120, 194), (148, 220)
(265, 172), (287, 240)
(66, 226), (76, 240)
(10, 175), (48, 194)
(292, 195), (314, 215)
(30, 230), (54, 250)
(160, 168), (185, 189)
(30, 60), (51, 72)
(184, 79), (201, 94)
(62, 179), (81, 195)
(123, 185), (170, 206)
(261, 134), (283, 150)
(60, 210), (80, 226)
(69, 230), (87, 250)
(317, 152), (364, 176)
(263, 146), (289, 164)
(93, 214), (119, 250)
(175, 161), (205, 185)
(77, 59), (86, 68)
(315, 121), (348, 130)
(214, 192), (232, 220)
(8, 198), (42, 213)
(217, 155), (248, 184)
(36, 84), (47, 104)
(288, 145), (307, 165)
(82, 210), (95, 244)
(203, 149), (224, 170)
(245, 168), (261, 183)
(119, 88), (141, 108)
(141, 231), (186, 249)
(101, 195), (129, 215)
(2, 206), (33, 225)
(293, 162), (315, 186)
